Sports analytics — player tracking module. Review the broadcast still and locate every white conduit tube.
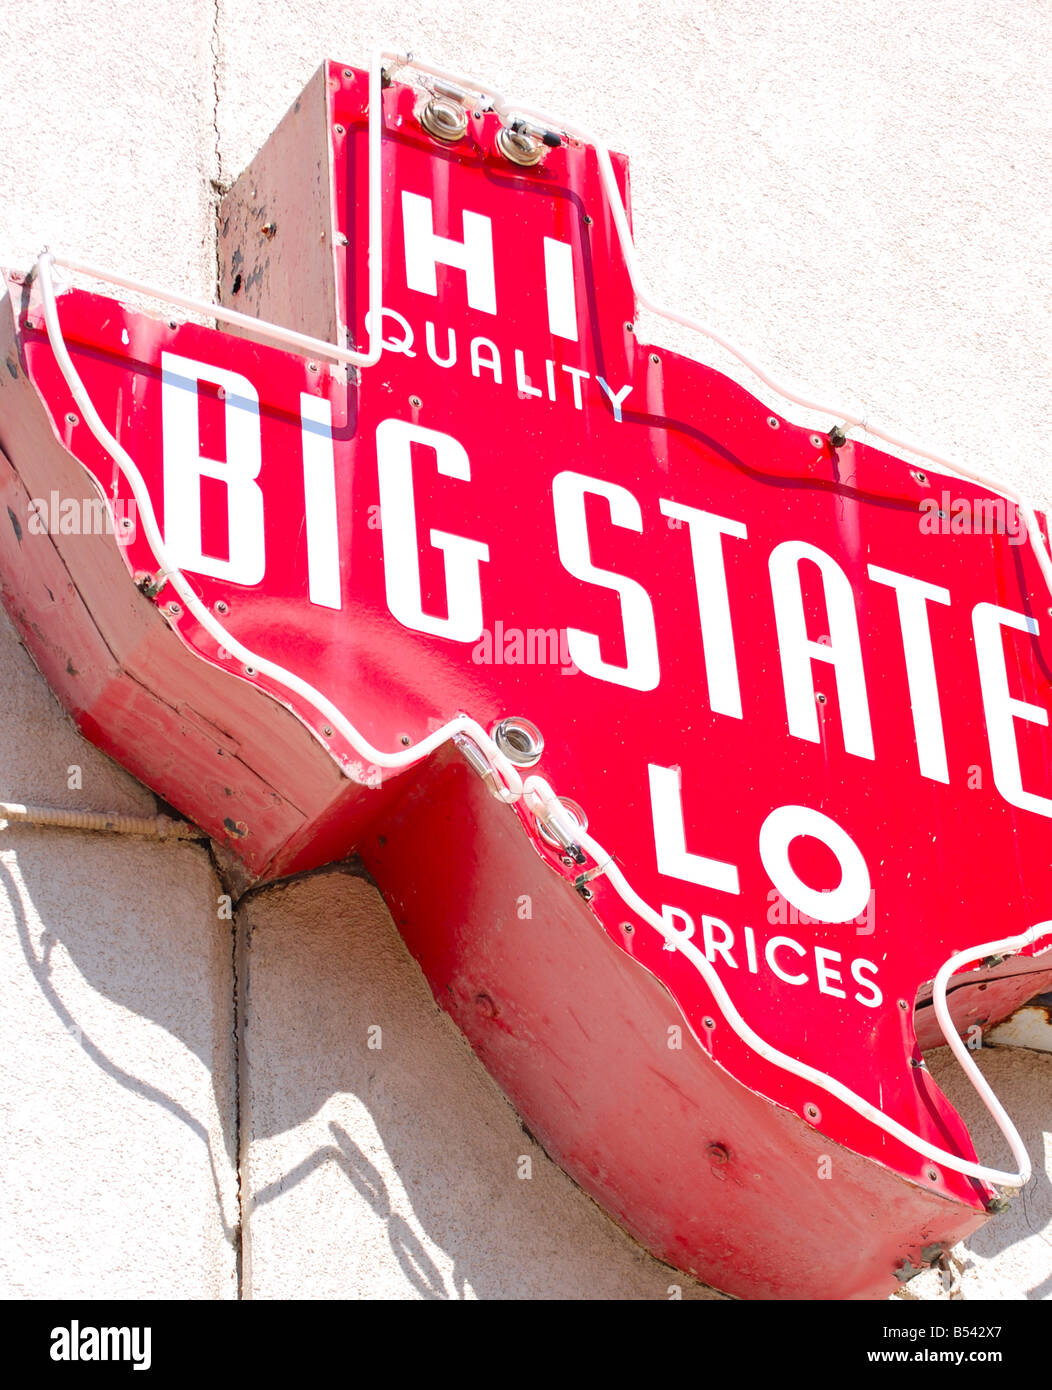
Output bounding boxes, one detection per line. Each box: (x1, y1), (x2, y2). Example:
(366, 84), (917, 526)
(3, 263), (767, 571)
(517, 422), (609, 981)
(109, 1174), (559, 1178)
(27, 46), (1052, 1189)
(0, 801), (206, 839)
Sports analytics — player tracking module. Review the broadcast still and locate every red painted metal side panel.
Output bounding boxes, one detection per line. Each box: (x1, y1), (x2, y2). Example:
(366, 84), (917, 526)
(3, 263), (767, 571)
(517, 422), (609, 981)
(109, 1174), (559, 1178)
(361, 749), (988, 1300)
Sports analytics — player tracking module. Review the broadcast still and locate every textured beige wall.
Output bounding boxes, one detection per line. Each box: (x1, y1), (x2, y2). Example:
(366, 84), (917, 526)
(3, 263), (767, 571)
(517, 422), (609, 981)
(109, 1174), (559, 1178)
(0, 613), (238, 1298)
(0, 0), (236, 1299)
(0, 0), (1049, 1300)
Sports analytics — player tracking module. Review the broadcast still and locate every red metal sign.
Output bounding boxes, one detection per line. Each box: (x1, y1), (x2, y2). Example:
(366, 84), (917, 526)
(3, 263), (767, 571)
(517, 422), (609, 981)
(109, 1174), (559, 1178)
(1, 54), (1050, 1298)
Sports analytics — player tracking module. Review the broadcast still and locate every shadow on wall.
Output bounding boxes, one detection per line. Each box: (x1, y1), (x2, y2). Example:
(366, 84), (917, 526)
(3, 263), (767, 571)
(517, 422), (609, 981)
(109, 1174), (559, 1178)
(0, 842), (239, 1253)
(1, 827), (718, 1298)
(234, 869), (722, 1300)
(925, 1045), (1052, 1299)
(5, 821), (1049, 1299)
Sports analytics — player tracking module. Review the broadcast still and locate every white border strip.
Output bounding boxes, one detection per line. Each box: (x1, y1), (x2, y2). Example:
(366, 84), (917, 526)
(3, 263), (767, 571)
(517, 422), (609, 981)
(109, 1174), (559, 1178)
(26, 45), (1052, 1191)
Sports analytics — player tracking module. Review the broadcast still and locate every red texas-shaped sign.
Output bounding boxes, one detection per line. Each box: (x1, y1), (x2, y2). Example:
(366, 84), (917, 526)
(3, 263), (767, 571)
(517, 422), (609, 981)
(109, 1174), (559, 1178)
(1, 53), (1050, 1298)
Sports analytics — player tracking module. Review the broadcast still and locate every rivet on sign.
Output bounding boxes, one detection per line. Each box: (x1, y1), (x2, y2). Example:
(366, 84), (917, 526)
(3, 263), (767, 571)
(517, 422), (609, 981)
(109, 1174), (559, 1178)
(65, 412), (78, 425)
(911, 469), (929, 486)
(707, 1143), (729, 1165)
(166, 602), (182, 618)
(119, 517), (133, 531)
(307, 362), (319, 373)
(624, 321), (634, 333)
(816, 692), (827, 704)
(421, 97), (468, 143)
(243, 665), (256, 676)
(343, 69), (353, 78)
(322, 725), (334, 737)
(493, 716), (544, 767)
(583, 214), (593, 226)
(621, 921), (634, 933)
(702, 1015), (716, 1030)
(337, 233), (349, 247)
(409, 394), (422, 408)
(496, 124), (545, 166)
(334, 124), (345, 135)
(650, 353), (660, 365)
(927, 1168), (939, 1182)
(804, 1103), (820, 1122)
(767, 415), (780, 430)
(898, 999), (909, 1010)
(810, 434), (824, 448)
(214, 600), (229, 615)
(400, 734), (411, 746)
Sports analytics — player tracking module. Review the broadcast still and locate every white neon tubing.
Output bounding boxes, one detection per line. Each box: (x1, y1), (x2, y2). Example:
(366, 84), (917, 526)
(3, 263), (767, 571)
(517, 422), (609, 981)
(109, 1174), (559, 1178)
(30, 47), (1052, 1191)
(34, 250), (524, 805)
(46, 49), (386, 371)
(523, 772), (1048, 1189)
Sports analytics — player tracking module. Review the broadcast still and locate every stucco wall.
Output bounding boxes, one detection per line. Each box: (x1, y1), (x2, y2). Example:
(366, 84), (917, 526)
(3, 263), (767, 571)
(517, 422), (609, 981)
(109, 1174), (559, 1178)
(0, 0), (1049, 1300)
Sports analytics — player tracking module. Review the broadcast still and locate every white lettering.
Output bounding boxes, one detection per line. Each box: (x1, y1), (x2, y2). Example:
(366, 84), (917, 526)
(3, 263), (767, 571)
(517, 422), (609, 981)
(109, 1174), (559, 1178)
(401, 192), (496, 314)
(973, 603), (1052, 818)
(770, 540), (874, 759)
(375, 419), (489, 641)
(868, 564), (951, 782)
(160, 352), (264, 584)
(659, 500), (748, 718)
(552, 470), (660, 690)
